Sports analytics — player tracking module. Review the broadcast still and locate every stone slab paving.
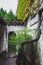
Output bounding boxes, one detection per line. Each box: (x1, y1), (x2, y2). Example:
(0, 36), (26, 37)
(0, 58), (17, 65)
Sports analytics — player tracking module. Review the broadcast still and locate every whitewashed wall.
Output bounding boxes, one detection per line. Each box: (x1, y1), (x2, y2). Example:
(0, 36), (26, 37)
(39, 20), (43, 65)
(27, 14), (43, 65)
(7, 25), (25, 34)
(3, 25), (25, 52)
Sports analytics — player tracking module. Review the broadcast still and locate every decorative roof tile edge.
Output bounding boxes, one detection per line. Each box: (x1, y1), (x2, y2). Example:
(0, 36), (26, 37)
(5, 19), (26, 26)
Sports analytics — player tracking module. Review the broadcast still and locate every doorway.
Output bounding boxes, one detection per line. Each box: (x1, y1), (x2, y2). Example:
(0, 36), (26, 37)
(8, 31), (16, 57)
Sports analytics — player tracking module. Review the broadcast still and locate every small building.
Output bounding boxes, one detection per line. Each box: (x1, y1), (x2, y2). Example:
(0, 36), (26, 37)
(0, 16), (25, 53)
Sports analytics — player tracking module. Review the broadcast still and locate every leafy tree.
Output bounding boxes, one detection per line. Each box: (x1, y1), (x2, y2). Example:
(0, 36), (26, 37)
(8, 10), (16, 21)
(16, 0), (40, 21)
(0, 8), (5, 17)
(0, 8), (16, 21)
(3, 11), (9, 20)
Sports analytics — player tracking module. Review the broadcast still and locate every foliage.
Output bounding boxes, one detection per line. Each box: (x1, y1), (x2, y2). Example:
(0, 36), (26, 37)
(8, 29), (37, 51)
(16, 0), (40, 21)
(0, 8), (16, 21)
(16, 29), (40, 65)
(8, 10), (16, 21)
(0, 8), (5, 17)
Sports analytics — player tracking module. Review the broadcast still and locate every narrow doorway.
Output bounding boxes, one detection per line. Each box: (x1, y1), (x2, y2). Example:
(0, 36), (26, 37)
(8, 32), (16, 57)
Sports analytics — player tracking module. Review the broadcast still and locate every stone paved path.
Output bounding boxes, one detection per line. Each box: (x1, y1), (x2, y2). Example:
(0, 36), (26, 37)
(0, 57), (17, 65)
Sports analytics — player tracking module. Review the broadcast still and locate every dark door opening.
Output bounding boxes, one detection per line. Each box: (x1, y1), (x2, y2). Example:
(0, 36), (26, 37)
(8, 32), (16, 57)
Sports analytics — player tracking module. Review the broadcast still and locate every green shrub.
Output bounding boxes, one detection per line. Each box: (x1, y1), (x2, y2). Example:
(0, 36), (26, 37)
(8, 29), (37, 51)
